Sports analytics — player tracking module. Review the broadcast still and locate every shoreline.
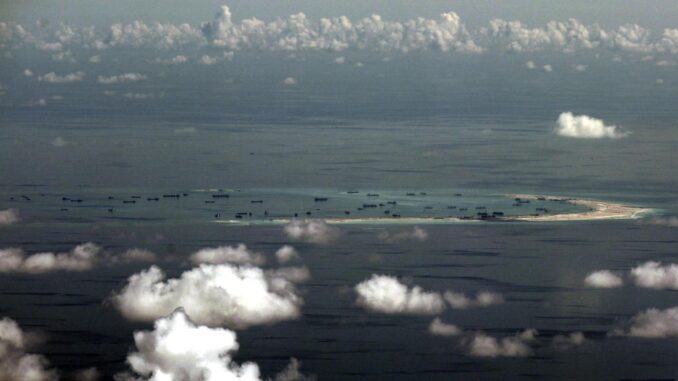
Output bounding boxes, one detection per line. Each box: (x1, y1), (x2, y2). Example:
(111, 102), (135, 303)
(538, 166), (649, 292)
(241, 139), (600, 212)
(215, 194), (653, 225)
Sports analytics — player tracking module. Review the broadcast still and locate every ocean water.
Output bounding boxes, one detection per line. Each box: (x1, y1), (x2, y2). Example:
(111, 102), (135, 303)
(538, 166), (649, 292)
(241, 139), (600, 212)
(0, 52), (677, 380)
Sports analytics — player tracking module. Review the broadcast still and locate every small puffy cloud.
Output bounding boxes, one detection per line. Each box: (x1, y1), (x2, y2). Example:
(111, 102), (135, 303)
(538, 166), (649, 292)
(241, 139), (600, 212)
(199, 54), (218, 65)
(429, 318), (461, 337)
(556, 112), (628, 139)
(525, 60), (536, 69)
(88, 55), (101, 63)
(37, 71), (84, 83)
(0, 244), (155, 273)
(0, 243), (100, 273)
(275, 245), (299, 264)
(97, 73), (146, 84)
(272, 358), (315, 381)
(630, 262), (678, 289)
(464, 329), (537, 357)
(0, 317), (58, 381)
(443, 291), (504, 309)
(614, 306), (678, 338)
(74, 367), (99, 381)
(542, 64), (553, 72)
(574, 64), (588, 72)
(584, 270), (623, 288)
(283, 77), (297, 85)
(107, 248), (157, 265)
(51, 136), (69, 147)
(334, 56), (345, 64)
(0, 209), (20, 226)
(267, 266), (311, 284)
(656, 78), (664, 85)
(23, 69), (33, 77)
(190, 244), (266, 266)
(354, 274), (445, 315)
(378, 227), (428, 243)
(117, 309), (262, 381)
(552, 332), (585, 350)
(112, 264), (303, 328)
(284, 219), (339, 244)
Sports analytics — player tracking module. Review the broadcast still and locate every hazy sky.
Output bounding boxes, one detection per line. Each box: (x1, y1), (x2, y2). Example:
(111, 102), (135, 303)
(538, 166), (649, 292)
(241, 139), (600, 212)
(3, 0), (678, 29)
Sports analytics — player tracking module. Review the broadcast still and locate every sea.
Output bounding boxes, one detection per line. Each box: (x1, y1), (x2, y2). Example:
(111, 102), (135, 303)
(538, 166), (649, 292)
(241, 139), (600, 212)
(0, 50), (677, 380)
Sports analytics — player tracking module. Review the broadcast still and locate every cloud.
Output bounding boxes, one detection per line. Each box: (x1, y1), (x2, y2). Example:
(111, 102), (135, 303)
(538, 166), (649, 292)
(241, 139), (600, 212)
(542, 64), (553, 72)
(525, 60), (536, 69)
(443, 291), (504, 309)
(283, 77), (297, 85)
(112, 264), (303, 328)
(552, 332), (585, 350)
(378, 227), (428, 243)
(284, 220), (339, 244)
(0, 316), (58, 381)
(630, 262), (678, 290)
(275, 245), (299, 264)
(116, 309), (262, 381)
(429, 318), (461, 337)
(574, 64), (588, 72)
(0, 243), (100, 273)
(556, 112), (628, 139)
(107, 248), (157, 265)
(23, 69), (33, 77)
(97, 73), (146, 84)
(334, 56), (345, 64)
(614, 306), (678, 338)
(161, 54), (189, 64)
(116, 310), (313, 381)
(584, 270), (624, 288)
(354, 274), (445, 315)
(37, 71), (84, 83)
(0, 209), (20, 226)
(51, 136), (69, 147)
(123, 92), (155, 99)
(189, 244), (266, 266)
(0, 244), (156, 273)
(464, 329), (537, 357)
(273, 358), (315, 381)
(88, 55), (100, 63)
(199, 54), (218, 65)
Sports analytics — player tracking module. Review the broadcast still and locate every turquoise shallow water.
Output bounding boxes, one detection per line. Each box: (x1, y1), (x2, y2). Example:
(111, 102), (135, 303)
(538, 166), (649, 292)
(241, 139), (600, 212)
(0, 187), (595, 226)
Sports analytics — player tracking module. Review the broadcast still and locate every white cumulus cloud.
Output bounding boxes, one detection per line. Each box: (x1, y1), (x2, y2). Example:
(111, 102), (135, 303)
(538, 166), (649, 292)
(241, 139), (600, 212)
(112, 264), (303, 328)
(117, 309), (262, 381)
(630, 262), (678, 290)
(556, 112), (628, 139)
(0, 316), (58, 381)
(354, 274), (445, 315)
(584, 270), (624, 288)
(614, 306), (678, 338)
(428, 318), (461, 336)
(97, 73), (146, 84)
(37, 71), (84, 83)
(275, 245), (299, 264)
(443, 291), (504, 309)
(0, 209), (20, 226)
(464, 329), (537, 357)
(0, 244), (156, 273)
(190, 244), (266, 266)
(284, 219), (339, 244)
